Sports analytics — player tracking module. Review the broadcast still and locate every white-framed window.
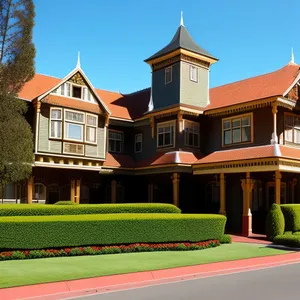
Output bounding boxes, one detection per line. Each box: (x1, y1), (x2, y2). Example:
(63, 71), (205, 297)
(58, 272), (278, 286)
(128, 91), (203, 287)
(222, 114), (252, 146)
(135, 133), (143, 153)
(184, 120), (200, 147)
(165, 66), (172, 84)
(157, 121), (175, 148)
(108, 130), (123, 153)
(60, 82), (71, 97)
(284, 113), (300, 144)
(86, 114), (98, 143)
(64, 110), (85, 142)
(50, 108), (62, 139)
(190, 65), (198, 82)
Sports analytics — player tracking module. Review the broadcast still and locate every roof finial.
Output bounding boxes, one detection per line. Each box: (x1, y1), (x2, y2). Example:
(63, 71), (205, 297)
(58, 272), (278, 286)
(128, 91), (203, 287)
(291, 47), (295, 64)
(180, 11), (184, 27)
(76, 51), (81, 69)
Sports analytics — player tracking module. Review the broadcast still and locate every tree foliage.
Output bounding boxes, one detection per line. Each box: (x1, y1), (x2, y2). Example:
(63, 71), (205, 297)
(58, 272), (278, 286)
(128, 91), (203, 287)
(0, 0), (35, 197)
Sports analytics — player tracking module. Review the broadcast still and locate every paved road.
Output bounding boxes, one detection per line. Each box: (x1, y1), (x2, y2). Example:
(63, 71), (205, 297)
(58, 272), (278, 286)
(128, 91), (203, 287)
(70, 262), (300, 300)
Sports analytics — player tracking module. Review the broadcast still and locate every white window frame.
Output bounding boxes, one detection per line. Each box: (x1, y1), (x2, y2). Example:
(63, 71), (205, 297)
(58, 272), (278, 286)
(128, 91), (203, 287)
(222, 113), (253, 147)
(85, 113), (98, 144)
(165, 66), (172, 84)
(71, 83), (83, 99)
(157, 120), (176, 148)
(189, 65), (198, 82)
(184, 120), (200, 147)
(284, 113), (300, 144)
(64, 109), (85, 142)
(49, 107), (62, 139)
(135, 133), (143, 153)
(108, 130), (124, 153)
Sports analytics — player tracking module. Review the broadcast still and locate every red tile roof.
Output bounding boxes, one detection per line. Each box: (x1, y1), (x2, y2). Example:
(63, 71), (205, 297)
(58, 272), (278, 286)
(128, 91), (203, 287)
(17, 63), (300, 120)
(102, 151), (201, 169)
(194, 145), (300, 165)
(103, 153), (136, 168)
(208, 63), (299, 111)
(137, 151), (202, 167)
(18, 74), (60, 100)
(42, 95), (103, 114)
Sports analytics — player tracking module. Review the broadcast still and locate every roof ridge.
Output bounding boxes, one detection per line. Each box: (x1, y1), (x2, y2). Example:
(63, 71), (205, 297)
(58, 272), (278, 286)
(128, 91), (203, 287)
(210, 63), (299, 91)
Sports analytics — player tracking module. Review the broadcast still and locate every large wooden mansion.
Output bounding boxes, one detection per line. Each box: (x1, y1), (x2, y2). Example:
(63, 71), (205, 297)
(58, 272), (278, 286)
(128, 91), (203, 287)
(3, 17), (300, 236)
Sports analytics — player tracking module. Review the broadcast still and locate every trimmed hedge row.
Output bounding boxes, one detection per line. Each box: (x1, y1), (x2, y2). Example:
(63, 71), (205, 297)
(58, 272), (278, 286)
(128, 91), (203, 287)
(54, 201), (77, 205)
(273, 234), (300, 248)
(280, 204), (300, 232)
(0, 213), (226, 250)
(0, 203), (181, 216)
(265, 203), (285, 240)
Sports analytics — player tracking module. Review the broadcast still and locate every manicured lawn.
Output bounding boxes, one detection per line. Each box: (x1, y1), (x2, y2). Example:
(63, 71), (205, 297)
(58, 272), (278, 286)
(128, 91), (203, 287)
(0, 243), (292, 289)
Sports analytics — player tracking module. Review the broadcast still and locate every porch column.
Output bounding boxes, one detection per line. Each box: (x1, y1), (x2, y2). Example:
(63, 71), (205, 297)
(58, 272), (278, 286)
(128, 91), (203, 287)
(241, 172), (254, 236)
(70, 179), (75, 202)
(219, 173), (226, 215)
(275, 170), (281, 204)
(271, 102), (278, 144)
(111, 180), (117, 203)
(172, 173), (180, 207)
(75, 180), (81, 204)
(148, 183), (153, 203)
(27, 176), (33, 204)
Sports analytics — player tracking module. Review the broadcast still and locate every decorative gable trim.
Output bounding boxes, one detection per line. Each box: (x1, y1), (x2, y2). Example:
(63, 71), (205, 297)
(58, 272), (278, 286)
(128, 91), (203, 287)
(37, 67), (111, 115)
(283, 70), (300, 97)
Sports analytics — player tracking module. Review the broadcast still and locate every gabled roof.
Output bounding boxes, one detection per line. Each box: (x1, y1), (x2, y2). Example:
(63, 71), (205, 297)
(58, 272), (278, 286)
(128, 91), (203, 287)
(18, 62), (300, 120)
(207, 63), (300, 111)
(144, 25), (217, 62)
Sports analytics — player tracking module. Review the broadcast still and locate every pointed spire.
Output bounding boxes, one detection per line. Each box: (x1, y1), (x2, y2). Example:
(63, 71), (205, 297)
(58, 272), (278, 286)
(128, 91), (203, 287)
(180, 11), (184, 27)
(291, 47), (295, 64)
(148, 86), (154, 112)
(76, 51), (81, 69)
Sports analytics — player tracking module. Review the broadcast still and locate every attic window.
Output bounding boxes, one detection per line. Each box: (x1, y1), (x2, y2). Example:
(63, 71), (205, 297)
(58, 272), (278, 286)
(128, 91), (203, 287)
(72, 86), (82, 99)
(165, 66), (172, 84)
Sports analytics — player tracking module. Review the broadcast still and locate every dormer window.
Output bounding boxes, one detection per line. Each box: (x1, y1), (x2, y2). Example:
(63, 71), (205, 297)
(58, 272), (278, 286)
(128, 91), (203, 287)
(165, 66), (172, 84)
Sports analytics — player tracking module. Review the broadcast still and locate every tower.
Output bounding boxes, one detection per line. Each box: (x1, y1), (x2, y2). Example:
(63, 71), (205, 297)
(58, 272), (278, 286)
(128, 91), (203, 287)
(145, 13), (218, 111)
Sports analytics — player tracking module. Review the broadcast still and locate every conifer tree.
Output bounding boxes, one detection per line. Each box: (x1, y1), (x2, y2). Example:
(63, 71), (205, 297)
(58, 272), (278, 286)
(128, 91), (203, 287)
(0, 0), (35, 200)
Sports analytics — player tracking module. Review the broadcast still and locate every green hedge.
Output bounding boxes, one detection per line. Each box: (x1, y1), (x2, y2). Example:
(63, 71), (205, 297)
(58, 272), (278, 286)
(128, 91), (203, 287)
(0, 203), (181, 217)
(219, 234), (232, 244)
(54, 201), (77, 205)
(273, 233), (300, 248)
(0, 213), (226, 250)
(265, 203), (285, 241)
(280, 204), (300, 232)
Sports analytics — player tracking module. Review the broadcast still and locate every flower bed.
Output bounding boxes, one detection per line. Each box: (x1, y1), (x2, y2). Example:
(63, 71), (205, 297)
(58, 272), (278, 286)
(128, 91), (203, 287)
(0, 240), (220, 261)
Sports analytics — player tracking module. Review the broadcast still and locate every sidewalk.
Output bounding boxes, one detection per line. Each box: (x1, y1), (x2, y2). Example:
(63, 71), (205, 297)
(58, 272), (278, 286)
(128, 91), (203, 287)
(1, 251), (300, 300)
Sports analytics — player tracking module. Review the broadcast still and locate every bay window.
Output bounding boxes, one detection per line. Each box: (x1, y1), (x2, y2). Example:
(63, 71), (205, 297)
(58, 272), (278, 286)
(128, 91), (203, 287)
(50, 108), (62, 138)
(157, 121), (175, 148)
(86, 114), (98, 143)
(64, 110), (84, 142)
(184, 120), (200, 147)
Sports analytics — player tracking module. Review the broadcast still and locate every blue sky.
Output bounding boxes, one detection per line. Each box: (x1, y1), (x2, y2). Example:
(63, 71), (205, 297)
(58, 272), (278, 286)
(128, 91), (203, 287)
(34, 0), (299, 94)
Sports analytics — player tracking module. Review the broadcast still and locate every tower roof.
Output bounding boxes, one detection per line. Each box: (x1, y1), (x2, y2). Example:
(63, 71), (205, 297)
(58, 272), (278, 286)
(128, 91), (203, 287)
(145, 25), (217, 63)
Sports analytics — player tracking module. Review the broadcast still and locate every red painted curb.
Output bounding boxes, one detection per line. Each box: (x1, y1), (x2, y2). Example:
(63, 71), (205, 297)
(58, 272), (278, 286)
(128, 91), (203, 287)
(1, 251), (300, 300)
